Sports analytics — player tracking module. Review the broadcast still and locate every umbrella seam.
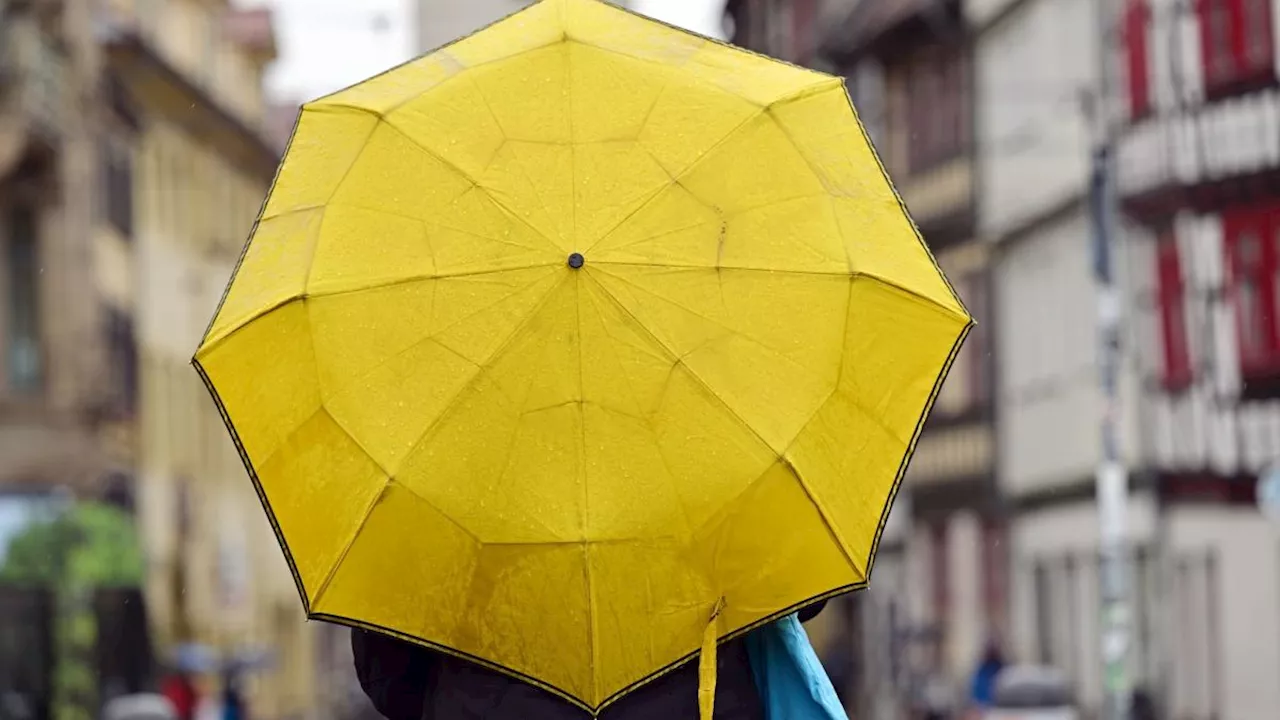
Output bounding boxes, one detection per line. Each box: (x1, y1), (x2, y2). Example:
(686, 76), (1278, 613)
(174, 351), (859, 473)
(581, 107), (767, 255)
(309, 269), (560, 409)
(581, 270), (787, 464)
(198, 264), (561, 355)
(572, 271), (602, 706)
(591, 191), (841, 262)
(308, 473), (391, 611)
(501, 140), (577, 250)
(394, 273), (572, 474)
(589, 266), (849, 429)
(774, 275), (865, 579)
(333, 197), (552, 256)
(260, 199), (552, 258)
(568, 32), (579, 245)
(580, 284), (699, 538)
(594, 263), (970, 324)
(288, 105), (567, 258)
(781, 446), (867, 582)
(375, 117), (569, 255)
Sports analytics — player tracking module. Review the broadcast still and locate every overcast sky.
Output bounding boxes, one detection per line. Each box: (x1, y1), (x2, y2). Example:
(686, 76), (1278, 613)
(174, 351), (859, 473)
(262, 0), (725, 103)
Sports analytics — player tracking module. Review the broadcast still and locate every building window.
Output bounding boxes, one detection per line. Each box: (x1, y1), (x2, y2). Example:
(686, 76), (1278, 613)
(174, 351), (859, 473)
(1032, 559), (1054, 665)
(1198, 0), (1275, 97)
(1224, 206), (1280, 380)
(104, 307), (138, 417)
(1156, 232), (1193, 389)
(6, 205), (42, 395)
(1124, 0), (1152, 119)
(101, 138), (134, 237)
(907, 47), (969, 173)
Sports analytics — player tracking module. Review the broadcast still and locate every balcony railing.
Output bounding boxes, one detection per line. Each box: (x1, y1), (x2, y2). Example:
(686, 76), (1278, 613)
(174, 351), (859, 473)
(1117, 88), (1280, 209)
(0, 15), (69, 142)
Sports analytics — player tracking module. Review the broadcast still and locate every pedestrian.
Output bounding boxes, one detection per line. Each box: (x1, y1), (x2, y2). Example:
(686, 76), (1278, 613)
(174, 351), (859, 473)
(967, 642), (1004, 714)
(351, 602), (827, 720)
(160, 670), (199, 720)
(221, 668), (246, 720)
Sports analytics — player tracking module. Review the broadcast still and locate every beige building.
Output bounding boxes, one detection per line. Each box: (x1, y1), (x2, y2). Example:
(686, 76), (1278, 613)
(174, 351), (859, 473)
(0, 0), (137, 499)
(96, 1), (322, 716)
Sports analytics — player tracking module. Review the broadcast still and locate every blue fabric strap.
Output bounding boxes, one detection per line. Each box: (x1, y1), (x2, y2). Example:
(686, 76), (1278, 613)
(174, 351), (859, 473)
(745, 614), (849, 720)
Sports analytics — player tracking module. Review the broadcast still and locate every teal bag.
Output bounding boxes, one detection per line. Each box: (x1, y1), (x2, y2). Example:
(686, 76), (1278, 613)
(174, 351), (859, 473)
(744, 614), (850, 720)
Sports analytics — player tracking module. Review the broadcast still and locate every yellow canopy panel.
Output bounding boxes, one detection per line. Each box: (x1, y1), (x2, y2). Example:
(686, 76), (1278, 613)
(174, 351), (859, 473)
(193, 0), (971, 712)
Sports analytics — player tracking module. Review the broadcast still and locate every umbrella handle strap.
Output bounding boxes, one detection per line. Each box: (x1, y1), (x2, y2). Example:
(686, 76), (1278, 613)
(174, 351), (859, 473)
(698, 598), (726, 720)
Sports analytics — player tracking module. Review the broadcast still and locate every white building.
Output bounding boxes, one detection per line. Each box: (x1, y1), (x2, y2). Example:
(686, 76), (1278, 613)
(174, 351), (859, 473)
(970, 0), (1164, 713)
(974, 0), (1280, 713)
(1113, 0), (1280, 717)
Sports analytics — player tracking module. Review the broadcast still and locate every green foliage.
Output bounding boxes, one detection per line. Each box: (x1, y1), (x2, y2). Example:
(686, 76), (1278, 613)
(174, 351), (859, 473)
(0, 502), (144, 588)
(0, 501), (146, 720)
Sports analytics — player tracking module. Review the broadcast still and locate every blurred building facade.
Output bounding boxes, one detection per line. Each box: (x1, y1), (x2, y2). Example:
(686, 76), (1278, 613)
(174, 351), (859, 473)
(965, 0), (1157, 714)
(1113, 0), (1280, 717)
(0, 0), (136, 507)
(92, 1), (327, 717)
(0, 0), (143, 714)
(738, 1), (1280, 719)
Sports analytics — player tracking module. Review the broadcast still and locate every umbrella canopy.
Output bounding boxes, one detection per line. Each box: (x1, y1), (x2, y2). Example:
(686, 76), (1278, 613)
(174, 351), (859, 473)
(192, 0), (971, 712)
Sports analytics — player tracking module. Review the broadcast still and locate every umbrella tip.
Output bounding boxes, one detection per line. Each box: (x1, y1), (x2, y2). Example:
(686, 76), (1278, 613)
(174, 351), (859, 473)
(568, 253), (585, 269)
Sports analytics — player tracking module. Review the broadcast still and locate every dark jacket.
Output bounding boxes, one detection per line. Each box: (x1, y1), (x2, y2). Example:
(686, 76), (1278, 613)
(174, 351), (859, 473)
(351, 602), (825, 720)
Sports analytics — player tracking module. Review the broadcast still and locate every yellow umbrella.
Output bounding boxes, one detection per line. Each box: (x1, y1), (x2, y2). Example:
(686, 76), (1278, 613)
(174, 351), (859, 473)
(193, 0), (971, 714)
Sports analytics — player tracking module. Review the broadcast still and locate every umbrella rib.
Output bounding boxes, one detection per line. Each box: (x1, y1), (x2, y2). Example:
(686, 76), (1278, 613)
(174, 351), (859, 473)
(584, 273), (780, 457)
(312, 268), (559, 407)
(591, 190), (837, 261)
(308, 472), (391, 611)
(374, 117), (567, 255)
(580, 286), (698, 538)
(596, 261), (854, 277)
(595, 264), (970, 324)
(199, 264), (560, 356)
(590, 267), (845, 402)
(585, 272), (870, 577)
(334, 198), (554, 256)
(395, 273), (572, 474)
(581, 107), (767, 256)
(571, 269), (603, 705)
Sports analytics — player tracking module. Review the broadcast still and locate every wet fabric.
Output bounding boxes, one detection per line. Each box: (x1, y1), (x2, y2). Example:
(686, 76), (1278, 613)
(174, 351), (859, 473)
(193, 0), (971, 712)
